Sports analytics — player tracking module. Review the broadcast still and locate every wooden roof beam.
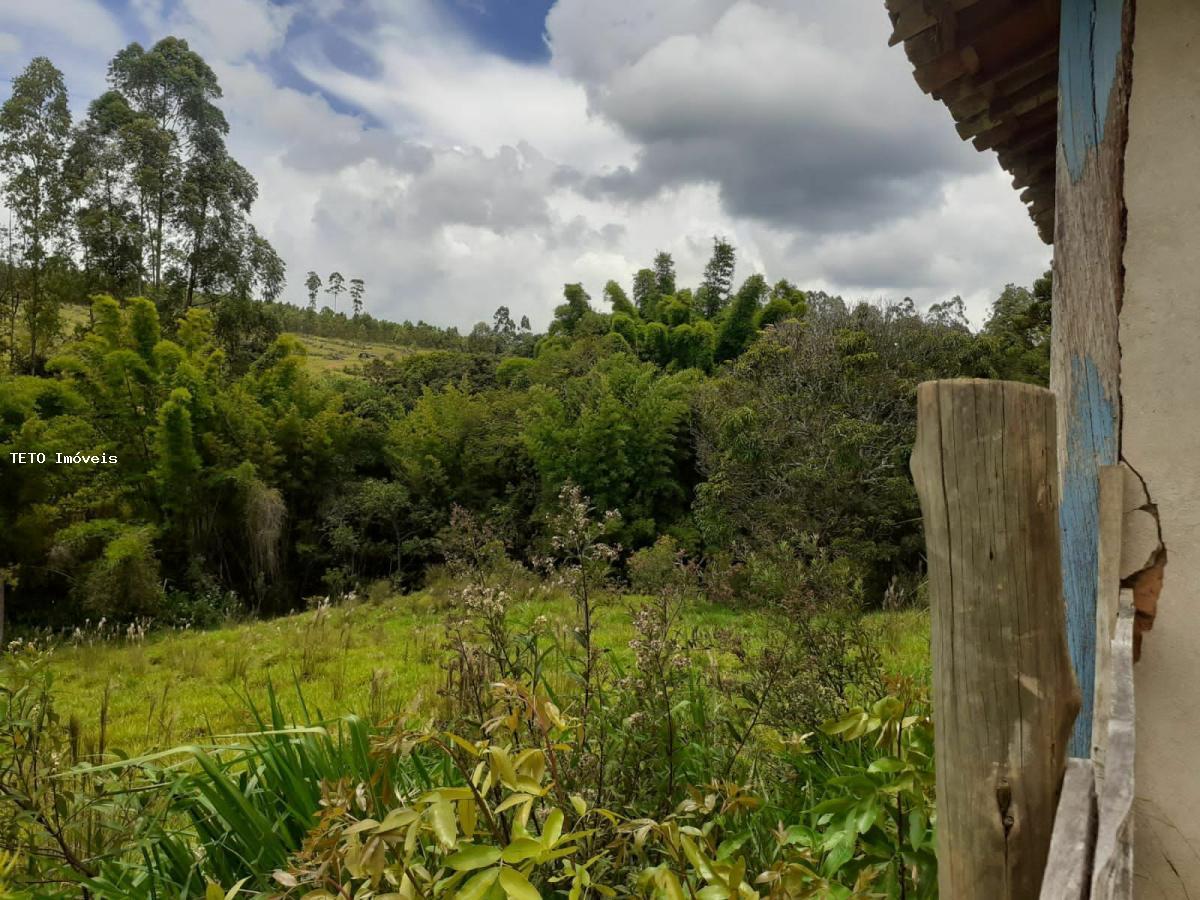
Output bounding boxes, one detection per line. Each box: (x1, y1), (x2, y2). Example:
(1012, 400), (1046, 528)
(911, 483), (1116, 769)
(953, 78), (1056, 140)
(888, 0), (988, 47)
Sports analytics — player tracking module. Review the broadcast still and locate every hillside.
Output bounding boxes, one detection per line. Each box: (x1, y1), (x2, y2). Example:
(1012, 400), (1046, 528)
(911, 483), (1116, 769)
(57, 301), (410, 376)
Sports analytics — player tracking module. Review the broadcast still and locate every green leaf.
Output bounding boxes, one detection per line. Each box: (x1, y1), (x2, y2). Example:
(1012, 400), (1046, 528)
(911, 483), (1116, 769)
(457, 866), (500, 900)
(429, 800), (457, 848)
(501, 838), (544, 864)
(542, 808), (564, 848)
(498, 866), (542, 900)
(447, 844), (503, 872)
(716, 832), (750, 861)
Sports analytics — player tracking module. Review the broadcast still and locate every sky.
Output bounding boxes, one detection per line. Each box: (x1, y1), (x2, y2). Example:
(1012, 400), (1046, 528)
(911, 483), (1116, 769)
(0, 0), (1052, 329)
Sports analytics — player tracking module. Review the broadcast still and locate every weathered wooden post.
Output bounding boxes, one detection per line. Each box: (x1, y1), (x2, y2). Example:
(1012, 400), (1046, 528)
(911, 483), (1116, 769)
(910, 380), (1081, 898)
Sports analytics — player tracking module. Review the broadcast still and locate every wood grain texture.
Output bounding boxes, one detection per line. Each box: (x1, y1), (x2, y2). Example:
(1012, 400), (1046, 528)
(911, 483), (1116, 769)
(1052, 0), (1134, 759)
(1039, 759), (1098, 900)
(1092, 465), (1125, 779)
(911, 379), (1081, 899)
(1091, 594), (1135, 898)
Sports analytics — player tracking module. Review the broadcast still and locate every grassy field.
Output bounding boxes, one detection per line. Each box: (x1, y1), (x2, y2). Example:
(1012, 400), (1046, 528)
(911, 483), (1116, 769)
(41, 590), (929, 756)
(53, 301), (407, 375)
(290, 332), (408, 374)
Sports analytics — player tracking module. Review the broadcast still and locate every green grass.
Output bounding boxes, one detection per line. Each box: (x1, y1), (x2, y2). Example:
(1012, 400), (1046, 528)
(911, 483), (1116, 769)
(43, 590), (929, 756)
(52, 301), (409, 375)
(290, 332), (409, 374)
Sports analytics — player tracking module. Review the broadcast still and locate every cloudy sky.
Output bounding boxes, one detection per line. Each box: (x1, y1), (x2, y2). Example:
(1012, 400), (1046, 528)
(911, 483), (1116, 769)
(0, 0), (1051, 329)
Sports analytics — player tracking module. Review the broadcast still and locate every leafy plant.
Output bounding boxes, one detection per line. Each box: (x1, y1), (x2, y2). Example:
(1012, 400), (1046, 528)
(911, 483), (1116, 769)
(759, 697), (936, 899)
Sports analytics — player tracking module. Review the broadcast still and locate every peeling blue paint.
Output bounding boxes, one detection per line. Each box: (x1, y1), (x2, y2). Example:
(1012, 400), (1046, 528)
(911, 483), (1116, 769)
(1060, 355), (1118, 757)
(1060, 0), (1127, 181)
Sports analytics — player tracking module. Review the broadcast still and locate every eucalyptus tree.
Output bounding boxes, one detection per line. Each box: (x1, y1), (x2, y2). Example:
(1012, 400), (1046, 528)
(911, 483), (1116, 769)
(0, 57), (72, 370)
(105, 38), (225, 292)
(74, 37), (285, 310)
(66, 90), (143, 296)
(305, 271), (322, 310)
(326, 271), (345, 311)
(350, 277), (365, 317)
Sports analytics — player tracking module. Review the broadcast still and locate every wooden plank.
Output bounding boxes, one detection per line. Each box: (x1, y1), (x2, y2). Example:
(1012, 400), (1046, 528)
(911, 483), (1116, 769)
(1092, 465), (1125, 780)
(972, 102), (1057, 152)
(1091, 596), (1135, 898)
(1038, 759), (1097, 900)
(937, 37), (1058, 110)
(1053, 0), (1135, 759)
(914, 45), (982, 93)
(889, 0), (985, 46)
(911, 379), (1080, 900)
(888, 0), (990, 45)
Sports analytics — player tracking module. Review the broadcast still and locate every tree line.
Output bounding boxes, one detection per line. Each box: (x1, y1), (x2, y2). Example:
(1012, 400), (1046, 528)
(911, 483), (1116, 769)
(0, 41), (282, 375)
(0, 246), (1051, 632)
(0, 39), (1053, 632)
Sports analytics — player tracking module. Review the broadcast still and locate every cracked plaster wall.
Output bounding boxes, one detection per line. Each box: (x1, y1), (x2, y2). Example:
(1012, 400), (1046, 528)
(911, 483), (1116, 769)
(1120, 0), (1200, 894)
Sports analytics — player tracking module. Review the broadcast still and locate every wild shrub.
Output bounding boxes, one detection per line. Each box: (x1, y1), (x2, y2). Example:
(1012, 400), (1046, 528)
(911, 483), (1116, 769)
(0, 643), (162, 889)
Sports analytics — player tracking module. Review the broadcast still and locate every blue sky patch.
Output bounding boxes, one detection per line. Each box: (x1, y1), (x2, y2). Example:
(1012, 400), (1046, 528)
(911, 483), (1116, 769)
(442, 0), (555, 63)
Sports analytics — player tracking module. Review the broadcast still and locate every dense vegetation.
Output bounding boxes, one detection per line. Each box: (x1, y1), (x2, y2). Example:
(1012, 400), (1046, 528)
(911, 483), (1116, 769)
(1, 40), (1052, 898)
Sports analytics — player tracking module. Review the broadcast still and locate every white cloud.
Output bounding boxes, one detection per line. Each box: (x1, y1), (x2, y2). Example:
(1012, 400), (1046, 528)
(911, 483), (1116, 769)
(130, 0), (294, 61)
(0, 0), (1051, 329)
(290, 20), (635, 171)
(0, 0), (123, 53)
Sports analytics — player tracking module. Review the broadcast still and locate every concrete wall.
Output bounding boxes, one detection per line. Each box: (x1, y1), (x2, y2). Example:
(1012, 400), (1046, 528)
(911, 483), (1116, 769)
(1121, 0), (1200, 895)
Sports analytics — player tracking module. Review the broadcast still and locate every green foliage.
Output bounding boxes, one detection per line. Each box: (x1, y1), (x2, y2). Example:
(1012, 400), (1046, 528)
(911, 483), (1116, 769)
(550, 283), (602, 338)
(0, 521), (934, 897)
(699, 299), (987, 600)
(715, 274), (768, 363)
(633, 268), (660, 320)
(523, 356), (695, 545)
(603, 280), (637, 318)
(701, 238), (737, 318)
(1, 57), (72, 371)
(977, 270), (1051, 385)
(668, 320), (715, 372)
(653, 251), (677, 297)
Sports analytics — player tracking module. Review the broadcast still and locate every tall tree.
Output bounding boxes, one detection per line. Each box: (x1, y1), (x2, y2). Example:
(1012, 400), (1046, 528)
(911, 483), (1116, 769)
(603, 280), (637, 317)
(714, 274), (766, 362)
(350, 277), (365, 318)
(978, 271), (1052, 385)
(653, 251), (676, 296)
(326, 271), (345, 312)
(492, 305), (516, 337)
(550, 283), (593, 336)
(305, 270), (322, 311)
(176, 147), (261, 309)
(632, 268), (659, 318)
(106, 38), (225, 293)
(0, 57), (72, 371)
(701, 237), (736, 318)
(76, 38), (285, 310)
(66, 90), (143, 297)
(1, 221), (20, 370)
